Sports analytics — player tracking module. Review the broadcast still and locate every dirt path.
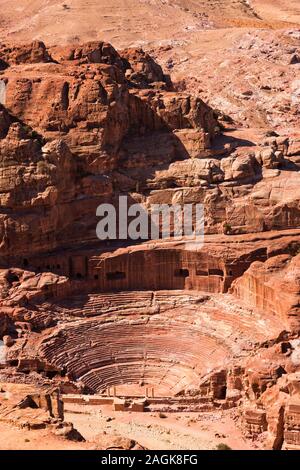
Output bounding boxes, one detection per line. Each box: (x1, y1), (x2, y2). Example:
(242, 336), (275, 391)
(65, 404), (259, 450)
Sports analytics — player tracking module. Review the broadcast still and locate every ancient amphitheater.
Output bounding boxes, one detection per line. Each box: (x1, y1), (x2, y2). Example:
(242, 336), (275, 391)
(0, 1), (299, 451)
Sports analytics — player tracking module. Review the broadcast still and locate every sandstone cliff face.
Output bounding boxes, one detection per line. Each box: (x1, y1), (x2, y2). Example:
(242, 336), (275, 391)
(0, 121), (79, 257)
(0, 40), (299, 450)
(0, 42), (300, 261)
(0, 41), (220, 258)
(231, 254), (300, 330)
(0, 41), (216, 166)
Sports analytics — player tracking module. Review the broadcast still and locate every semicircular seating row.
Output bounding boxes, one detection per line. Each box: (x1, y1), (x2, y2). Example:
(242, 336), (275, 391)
(39, 319), (230, 395)
(49, 290), (204, 318)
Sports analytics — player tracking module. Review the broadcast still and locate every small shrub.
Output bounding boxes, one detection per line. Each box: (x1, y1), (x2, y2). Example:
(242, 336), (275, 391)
(293, 245), (300, 256)
(37, 160), (51, 174)
(223, 222), (232, 235)
(216, 443), (232, 450)
(21, 124), (44, 145)
(158, 412), (167, 419)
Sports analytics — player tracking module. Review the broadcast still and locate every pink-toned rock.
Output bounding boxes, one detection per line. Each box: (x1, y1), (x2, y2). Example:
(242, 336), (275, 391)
(230, 254), (300, 330)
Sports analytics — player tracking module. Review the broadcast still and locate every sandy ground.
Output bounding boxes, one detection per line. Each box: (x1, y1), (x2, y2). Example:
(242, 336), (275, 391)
(251, 0), (300, 25)
(0, 404), (259, 450)
(0, 421), (87, 450)
(65, 403), (260, 450)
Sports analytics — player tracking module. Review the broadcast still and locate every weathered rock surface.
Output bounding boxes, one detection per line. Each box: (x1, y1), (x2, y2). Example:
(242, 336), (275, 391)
(0, 37), (299, 450)
(0, 41), (220, 259)
(0, 42), (300, 264)
(231, 254), (300, 330)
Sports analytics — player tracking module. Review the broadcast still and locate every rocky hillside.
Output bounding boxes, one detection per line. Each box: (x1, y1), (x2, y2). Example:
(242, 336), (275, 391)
(0, 0), (299, 452)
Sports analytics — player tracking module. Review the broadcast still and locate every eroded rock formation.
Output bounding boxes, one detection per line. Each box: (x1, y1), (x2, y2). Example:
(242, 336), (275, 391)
(0, 40), (299, 450)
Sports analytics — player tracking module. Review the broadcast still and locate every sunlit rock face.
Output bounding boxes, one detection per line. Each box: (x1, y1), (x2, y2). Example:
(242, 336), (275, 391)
(0, 34), (299, 451)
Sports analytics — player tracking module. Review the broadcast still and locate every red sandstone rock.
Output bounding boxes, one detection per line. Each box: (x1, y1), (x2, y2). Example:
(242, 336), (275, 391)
(121, 47), (171, 89)
(0, 41), (53, 65)
(230, 254), (300, 331)
(0, 36), (299, 450)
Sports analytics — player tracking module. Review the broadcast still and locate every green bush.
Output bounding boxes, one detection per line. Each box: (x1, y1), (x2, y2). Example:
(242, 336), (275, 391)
(216, 443), (232, 450)
(223, 222), (232, 235)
